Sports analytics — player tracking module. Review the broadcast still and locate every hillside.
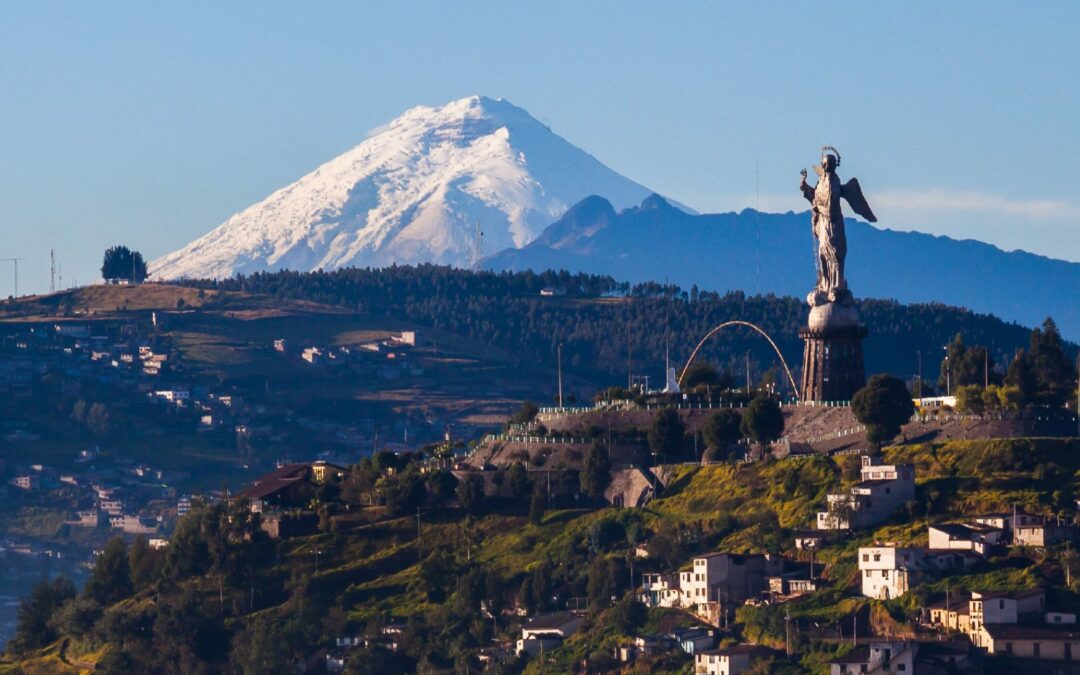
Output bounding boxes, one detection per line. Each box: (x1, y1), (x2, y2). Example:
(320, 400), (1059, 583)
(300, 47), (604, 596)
(187, 265), (1072, 389)
(6, 436), (1079, 673)
(485, 195), (1080, 339)
(150, 96), (671, 280)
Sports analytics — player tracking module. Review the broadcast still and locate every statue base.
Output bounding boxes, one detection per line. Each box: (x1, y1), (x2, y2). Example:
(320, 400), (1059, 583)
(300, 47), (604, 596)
(799, 300), (867, 402)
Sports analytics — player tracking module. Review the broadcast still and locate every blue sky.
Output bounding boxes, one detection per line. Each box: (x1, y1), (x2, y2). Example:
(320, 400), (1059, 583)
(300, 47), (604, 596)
(1, 2), (1078, 295)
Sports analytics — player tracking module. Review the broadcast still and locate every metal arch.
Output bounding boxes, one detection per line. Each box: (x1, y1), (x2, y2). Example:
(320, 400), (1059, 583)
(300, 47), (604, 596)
(678, 320), (800, 400)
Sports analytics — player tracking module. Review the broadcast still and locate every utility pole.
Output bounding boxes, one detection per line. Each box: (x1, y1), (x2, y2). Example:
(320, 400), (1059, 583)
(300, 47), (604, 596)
(745, 351), (751, 395)
(916, 350), (922, 400)
(556, 342), (563, 408)
(0, 258), (27, 298)
(50, 250), (55, 293)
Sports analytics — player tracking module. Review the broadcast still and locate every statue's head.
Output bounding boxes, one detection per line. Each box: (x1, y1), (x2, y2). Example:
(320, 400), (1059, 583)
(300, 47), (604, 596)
(820, 146), (841, 173)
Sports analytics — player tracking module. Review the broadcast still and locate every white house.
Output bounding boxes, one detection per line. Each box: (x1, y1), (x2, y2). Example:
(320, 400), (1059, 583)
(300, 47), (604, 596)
(817, 456), (915, 530)
(858, 546), (921, 599)
(928, 522), (1002, 555)
(516, 612), (583, 656)
(676, 553), (783, 621)
(641, 573), (681, 608)
(829, 641), (916, 675)
(969, 589), (1046, 644)
(694, 645), (757, 675)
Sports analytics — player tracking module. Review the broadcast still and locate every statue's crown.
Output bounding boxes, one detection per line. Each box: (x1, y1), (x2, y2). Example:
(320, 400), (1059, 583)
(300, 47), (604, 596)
(821, 145), (841, 168)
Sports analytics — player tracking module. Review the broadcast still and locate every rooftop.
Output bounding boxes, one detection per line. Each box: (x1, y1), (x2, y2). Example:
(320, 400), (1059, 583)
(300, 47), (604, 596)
(524, 612), (580, 630)
(697, 644), (758, 657)
(985, 624), (1080, 640)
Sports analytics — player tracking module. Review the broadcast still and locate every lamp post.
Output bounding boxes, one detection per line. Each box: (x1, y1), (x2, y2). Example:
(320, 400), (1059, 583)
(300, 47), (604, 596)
(943, 346), (951, 397)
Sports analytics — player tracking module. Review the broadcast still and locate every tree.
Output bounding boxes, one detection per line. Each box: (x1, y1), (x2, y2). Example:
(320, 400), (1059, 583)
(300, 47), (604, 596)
(683, 362), (723, 389)
(508, 461), (531, 500)
(851, 375), (915, 452)
(427, 470), (458, 506)
(84, 536), (133, 606)
(586, 557), (617, 611)
(456, 474), (485, 515)
(610, 595), (647, 634)
(86, 402), (112, 437)
(647, 408), (685, 462)
(101, 245), (147, 282)
(1027, 318), (1077, 405)
(529, 482), (546, 524)
(740, 395), (785, 451)
(510, 401), (539, 425)
(580, 443), (612, 500)
(939, 333), (994, 390)
(955, 385), (985, 415)
(702, 409), (742, 461)
(1005, 349), (1038, 403)
(419, 550), (456, 603)
(9, 576), (75, 654)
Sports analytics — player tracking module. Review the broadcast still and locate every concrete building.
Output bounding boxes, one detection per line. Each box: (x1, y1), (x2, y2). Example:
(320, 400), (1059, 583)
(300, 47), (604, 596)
(980, 624), (1080, 660)
(817, 456), (915, 530)
(677, 552), (783, 621)
(858, 546), (920, 599)
(1015, 521), (1073, 547)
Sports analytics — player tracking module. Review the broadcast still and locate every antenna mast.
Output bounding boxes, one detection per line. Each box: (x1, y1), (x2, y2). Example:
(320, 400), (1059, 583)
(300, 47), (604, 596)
(50, 250), (56, 293)
(0, 258), (28, 298)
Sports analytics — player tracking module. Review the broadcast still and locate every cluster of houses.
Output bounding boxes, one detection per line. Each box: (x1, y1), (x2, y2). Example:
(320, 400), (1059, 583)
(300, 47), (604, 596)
(816, 455), (916, 531)
(273, 330), (425, 381)
(641, 551), (820, 625)
(5, 446), (189, 543)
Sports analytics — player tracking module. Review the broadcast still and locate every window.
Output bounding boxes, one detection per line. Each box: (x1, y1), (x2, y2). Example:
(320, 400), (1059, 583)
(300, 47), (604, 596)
(999, 600), (1004, 609)
(874, 554), (881, 562)
(862, 554), (869, 562)
(865, 570), (872, 577)
(897, 665), (906, 671)
(1034, 643), (1041, 657)
(1005, 643), (1012, 655)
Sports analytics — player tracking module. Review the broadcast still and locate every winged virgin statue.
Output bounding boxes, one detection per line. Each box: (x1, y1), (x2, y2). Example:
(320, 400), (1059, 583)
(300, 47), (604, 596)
(799, 146), (876, 305)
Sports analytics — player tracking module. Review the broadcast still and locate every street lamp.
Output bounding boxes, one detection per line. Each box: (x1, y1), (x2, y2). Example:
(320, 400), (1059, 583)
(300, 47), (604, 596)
(943, 346), (951, 397)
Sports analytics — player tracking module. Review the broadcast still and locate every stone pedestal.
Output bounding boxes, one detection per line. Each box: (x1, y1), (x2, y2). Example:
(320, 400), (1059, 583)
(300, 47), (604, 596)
(799, 302), (867, 402)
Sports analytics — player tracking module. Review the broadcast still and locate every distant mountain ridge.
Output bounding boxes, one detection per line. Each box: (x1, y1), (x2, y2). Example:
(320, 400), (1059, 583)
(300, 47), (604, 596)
(485, 194), (1080, 339)
(151, 96), (678, 279)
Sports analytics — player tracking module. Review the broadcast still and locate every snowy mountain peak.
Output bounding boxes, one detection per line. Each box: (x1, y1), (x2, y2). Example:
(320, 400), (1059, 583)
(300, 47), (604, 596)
(152, 95), (665, 279)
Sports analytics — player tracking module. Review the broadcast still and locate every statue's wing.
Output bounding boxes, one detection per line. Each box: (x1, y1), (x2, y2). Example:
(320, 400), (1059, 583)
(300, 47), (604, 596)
(841, 177), (877, 222)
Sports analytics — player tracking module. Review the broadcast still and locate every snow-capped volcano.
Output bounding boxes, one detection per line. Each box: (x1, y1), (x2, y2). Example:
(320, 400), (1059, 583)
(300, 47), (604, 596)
(152, 95), (670, 279)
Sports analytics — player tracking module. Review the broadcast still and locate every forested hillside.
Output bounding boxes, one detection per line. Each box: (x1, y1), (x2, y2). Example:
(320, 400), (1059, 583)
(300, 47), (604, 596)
(190, 266), (1065, 391)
